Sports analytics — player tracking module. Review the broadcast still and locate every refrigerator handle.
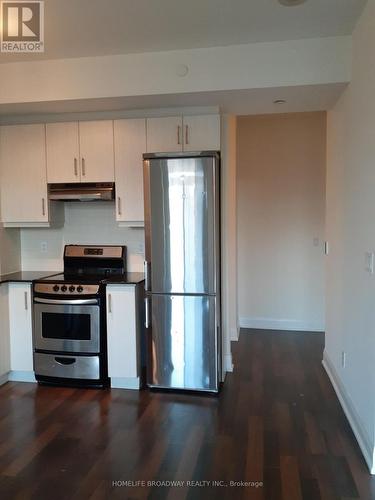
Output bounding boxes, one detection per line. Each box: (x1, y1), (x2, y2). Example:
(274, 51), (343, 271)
(144, 260), (151, 291)
(145, 297), (150, 328)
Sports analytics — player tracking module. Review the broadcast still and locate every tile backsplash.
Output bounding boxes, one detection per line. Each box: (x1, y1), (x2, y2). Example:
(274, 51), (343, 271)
(20, 202), (145, 272)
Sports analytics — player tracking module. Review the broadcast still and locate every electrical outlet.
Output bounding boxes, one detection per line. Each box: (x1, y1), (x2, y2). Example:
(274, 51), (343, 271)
(341, 351), (346, 368)
(365, 252), (374, 274)
(40, 241), (48, 253)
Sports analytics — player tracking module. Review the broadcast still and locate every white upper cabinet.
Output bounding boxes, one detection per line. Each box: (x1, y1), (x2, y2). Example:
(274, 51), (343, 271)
(79, 120), (115, 182)
(46, 120), (115, 183)
(146, 114), (220, 153)
(0, 115), (220, 227)
(0, 124), (49, 224)
(183, 114), (221, 152)
(114, 119), (146, 225)
(46, 122), (80, 183)
(147, 116), (183, 153)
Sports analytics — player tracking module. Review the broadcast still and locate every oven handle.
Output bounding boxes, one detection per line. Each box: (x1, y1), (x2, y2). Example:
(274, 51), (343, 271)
(55, 357), (76, 365)
(34, 297), (99, 305)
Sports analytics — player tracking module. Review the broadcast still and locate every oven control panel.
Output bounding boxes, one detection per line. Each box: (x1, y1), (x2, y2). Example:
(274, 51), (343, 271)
(34, 283), (100, 295)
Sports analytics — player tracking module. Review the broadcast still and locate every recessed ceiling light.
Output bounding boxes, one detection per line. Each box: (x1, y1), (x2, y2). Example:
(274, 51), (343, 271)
(273, 99), (287, 104)
(278, 0), (307, 6)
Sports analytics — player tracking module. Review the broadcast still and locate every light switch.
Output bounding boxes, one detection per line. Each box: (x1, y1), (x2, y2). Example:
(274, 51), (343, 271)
(365, 252), (374, 274)
(341, 351), (346, 368)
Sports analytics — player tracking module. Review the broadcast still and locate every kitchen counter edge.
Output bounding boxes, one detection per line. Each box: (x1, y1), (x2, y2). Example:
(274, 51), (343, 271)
(0, 271), (145, 285)
(0, 271), (61, 284)
(103, 273), (145, 285)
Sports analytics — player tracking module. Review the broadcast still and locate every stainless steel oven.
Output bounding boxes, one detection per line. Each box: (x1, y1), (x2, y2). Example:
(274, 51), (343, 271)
(32, 244), (127, 388)
(33, 297), (100, 354)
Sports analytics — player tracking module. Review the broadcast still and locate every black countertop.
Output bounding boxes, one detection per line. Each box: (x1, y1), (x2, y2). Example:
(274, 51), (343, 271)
(0, 271), (61, 284)
(103, 272), (145, 285)
(0, 271), (145, 285)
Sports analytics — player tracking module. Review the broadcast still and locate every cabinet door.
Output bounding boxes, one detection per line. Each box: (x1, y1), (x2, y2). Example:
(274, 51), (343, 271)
(114, 119), (146, 224)
(9, 283), (33, 372)
(106, 285), (138, 379)
(0, 124), (48, 223)
(183, 115), (221, 152)
(46, 122), (80, 183)
(147, 116), (183, 153)
(79, 120), (114, 182)
(0, 284), (10, 380)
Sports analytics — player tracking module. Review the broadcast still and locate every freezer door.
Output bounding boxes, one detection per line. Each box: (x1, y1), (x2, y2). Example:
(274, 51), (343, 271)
(147, 294), (219, 392)
(144, 156), (218, 294)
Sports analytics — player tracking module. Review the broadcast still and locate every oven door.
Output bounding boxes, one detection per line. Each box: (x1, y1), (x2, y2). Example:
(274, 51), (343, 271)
(33, 297), (100, 353)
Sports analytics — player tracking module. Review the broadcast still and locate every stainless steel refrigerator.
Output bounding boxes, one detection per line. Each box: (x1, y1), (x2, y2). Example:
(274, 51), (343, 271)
(143, 152), (221, 392)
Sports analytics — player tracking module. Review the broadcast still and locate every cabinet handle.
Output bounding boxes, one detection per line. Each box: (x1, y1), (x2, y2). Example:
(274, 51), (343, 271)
(185, 125), (189, 145)
(108, 293), (112, 313)
(24, 291), (28, 310)
(145, 297), (150, 328)
(42, 198), (46, 216)
(74, 158), (78, 177)
(117, 197), (122, 216)
(144, 261), (151, 292)
(177, 125), (181, 145)
(81, 158), (86, 176)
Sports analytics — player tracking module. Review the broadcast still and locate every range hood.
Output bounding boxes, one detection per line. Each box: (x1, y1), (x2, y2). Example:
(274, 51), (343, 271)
(49, 183), (115, 202)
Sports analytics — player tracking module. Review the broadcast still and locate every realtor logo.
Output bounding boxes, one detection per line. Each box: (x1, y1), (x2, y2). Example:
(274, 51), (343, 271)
(1, 1), (44, 52)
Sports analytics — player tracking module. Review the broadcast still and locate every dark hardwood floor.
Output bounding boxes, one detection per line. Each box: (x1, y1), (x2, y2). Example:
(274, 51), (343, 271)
(0, 330), (374, 500)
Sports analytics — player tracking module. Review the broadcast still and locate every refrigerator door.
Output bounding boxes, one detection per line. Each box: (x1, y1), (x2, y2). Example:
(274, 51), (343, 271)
(147, 294), (219, 392)
(144, 155), (218, 295)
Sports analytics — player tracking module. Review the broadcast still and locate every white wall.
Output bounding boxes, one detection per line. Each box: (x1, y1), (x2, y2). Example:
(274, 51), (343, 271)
(324, 0), (375, 473)
(237, 112), (326, 332)
(0, 37), (351, 105)
(221, 115), (238, 373)
(0, 228), (21, 275)
(20, 202), (144, 272)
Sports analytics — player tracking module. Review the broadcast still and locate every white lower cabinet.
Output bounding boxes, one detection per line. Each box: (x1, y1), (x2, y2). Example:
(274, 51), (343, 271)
(8, 283), (35, 381)
(106, 284), (141, 389)
(0, 281), (143, 388)
(0, 285), (10, 384)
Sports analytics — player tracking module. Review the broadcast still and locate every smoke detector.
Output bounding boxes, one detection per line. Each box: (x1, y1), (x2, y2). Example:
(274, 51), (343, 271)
(278, 0), (307, 6)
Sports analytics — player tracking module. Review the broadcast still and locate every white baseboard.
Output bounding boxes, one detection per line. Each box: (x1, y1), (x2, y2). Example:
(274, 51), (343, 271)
(322, 351), (374, 474)
(223, 353), (233, 373)
(239, 316), (325, 332)
(8, 371), (36, 383)
(0, 373), (8, 386)
(230, 326), (240, 341)
(110, 377), (140, 390)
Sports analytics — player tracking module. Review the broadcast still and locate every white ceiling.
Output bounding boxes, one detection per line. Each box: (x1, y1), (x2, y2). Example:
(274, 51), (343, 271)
(0, 0), (367, 63)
